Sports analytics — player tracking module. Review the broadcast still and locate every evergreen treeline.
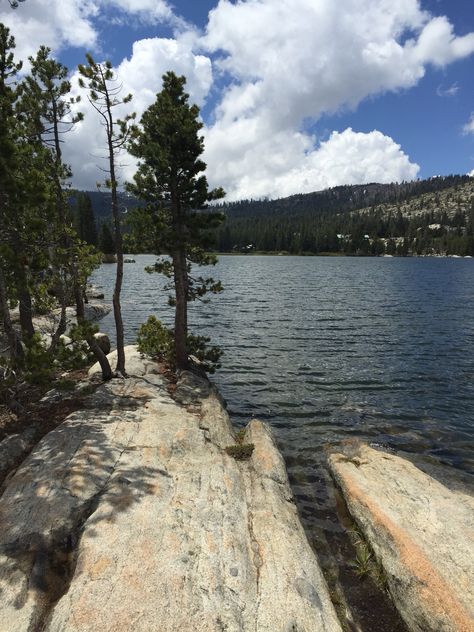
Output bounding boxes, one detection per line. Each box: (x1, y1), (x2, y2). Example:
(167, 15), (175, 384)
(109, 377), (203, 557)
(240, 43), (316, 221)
(71, 190), (142, 222)
(216, 177), (474, 256)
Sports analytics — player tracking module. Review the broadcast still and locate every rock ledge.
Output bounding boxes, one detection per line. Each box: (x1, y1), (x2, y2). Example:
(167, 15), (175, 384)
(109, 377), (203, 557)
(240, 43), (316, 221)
(0, 346), (341, 632)
(329, 442), (474, 632)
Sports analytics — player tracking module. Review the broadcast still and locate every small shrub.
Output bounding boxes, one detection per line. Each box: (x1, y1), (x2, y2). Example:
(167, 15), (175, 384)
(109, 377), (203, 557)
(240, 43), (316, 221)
(24, 334), (55, 385)
(352, 544), (372, 577)
(137, 315), (223, 373)
(234, 428), (246, 444)
(137, 316), (175, 366)
(56, 333), (94, 371)
(225, 443), (255, 461)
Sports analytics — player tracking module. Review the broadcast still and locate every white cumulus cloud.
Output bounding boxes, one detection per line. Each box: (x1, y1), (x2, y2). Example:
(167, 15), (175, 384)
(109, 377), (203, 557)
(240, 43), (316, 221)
(0, 0), (178, 62)
(200, 0), (474, 199)
(0, 0), (99, 62)
(2, 0), (473, 199)
(204, 126), (419, 200)
(64, 35), (213, 191)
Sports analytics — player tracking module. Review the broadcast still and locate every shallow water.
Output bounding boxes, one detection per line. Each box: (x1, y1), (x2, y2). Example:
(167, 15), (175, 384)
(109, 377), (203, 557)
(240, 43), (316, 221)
(92, 254), (474, 628)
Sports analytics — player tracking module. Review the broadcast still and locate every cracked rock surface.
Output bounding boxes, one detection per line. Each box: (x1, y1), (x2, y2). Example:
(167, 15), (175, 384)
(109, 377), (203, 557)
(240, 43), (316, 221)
(329, 442), (474, 632)
(0, 346), (341, 632)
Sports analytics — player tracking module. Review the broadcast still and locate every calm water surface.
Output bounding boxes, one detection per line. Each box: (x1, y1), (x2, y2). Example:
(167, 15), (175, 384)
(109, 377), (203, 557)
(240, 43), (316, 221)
(92, 255), (474, 619)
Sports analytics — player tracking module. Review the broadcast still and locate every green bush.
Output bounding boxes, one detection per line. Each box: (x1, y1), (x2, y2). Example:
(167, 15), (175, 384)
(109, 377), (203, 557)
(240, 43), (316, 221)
(23, 334), (55, 385)
(225, 444), (255, 461)
(137, 315), (222, 373)
(56, 337), (93, 371)
(137, 316), (175, 366)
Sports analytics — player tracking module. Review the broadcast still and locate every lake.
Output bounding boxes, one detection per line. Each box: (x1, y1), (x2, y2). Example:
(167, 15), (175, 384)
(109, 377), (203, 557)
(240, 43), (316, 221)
(92, 254), (474, 627)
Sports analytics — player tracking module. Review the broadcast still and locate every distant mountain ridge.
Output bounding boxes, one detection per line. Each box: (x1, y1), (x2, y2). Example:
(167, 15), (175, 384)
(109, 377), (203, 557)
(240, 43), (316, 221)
(217, 175), (471, 219)
(216, 175), (474, 256)
(73, 175), (471, 223)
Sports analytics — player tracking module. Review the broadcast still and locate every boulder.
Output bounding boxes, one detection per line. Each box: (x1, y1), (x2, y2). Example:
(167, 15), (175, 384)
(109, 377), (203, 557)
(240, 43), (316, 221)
(328, 442), (474, 632)
(22, 303), (111, 340)
(88, 345), (160, 378)
(83, 303), (111, 322)
(0, 352), (341, 632)
(93, 332), (111, 355)
(86, 284), (105, 300)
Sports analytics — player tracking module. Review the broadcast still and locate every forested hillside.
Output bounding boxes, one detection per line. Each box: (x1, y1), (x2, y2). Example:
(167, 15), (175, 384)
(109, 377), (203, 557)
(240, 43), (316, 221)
(69, 190), (141, 223)
(216, 175), (474, 256)
(79, 175), (474, 256)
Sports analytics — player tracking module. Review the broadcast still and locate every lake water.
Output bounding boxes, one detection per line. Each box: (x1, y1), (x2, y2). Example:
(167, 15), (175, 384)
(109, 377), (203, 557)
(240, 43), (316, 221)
(92, 254), (474, 627)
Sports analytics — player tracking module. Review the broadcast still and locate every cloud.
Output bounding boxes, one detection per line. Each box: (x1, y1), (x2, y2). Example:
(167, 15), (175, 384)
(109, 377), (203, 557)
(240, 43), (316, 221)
(436, 82), (459, 97)
(63, 35), (213, 190)
(3, 0), (473, 199)
(409, 16), (474, 66)
(463, 113), (474, 135)
(0, 0), (178, 62)
(204, 126), (419, 200)
(104, 0), (174, 22)
(199, 0), (474, 199)
(0, 0), (98, 62)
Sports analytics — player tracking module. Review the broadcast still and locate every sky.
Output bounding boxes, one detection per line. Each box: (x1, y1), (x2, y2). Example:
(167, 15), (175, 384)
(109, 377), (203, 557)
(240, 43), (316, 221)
(1, 0), (474, 201)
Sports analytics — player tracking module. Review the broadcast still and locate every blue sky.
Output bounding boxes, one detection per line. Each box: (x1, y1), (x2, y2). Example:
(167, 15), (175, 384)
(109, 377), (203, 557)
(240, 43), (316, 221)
(1, 0), (473, 200)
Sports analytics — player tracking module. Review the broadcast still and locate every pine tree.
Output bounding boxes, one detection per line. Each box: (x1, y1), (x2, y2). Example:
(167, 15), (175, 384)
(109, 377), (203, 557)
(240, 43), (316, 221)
(75, 192), (98, 245)
(20, 47), (111, 378)
(0, 23), (28, 360)
(99, 222), (115, 255)
(78, 55), (136, 376)
(20, 46), (80, 351)
(129, 72), (225, 370)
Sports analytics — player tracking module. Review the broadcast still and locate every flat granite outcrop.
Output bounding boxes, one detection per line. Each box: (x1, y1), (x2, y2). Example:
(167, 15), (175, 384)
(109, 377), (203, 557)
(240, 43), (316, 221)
(0, 346), (341, 632)
(328, 442), (474, 632)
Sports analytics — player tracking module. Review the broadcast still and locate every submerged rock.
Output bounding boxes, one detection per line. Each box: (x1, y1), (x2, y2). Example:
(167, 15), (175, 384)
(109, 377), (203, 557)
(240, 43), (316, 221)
(328, 442), (474, 632)
(0, 346), (341, 632)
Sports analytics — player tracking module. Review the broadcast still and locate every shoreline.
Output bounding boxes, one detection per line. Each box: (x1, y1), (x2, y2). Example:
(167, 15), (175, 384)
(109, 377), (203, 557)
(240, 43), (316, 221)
(0, 347), (471, 631)
(126, 251), (474, 258)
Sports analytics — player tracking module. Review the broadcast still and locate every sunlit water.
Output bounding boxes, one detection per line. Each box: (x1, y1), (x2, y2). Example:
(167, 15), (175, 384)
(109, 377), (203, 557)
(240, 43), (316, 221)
(92, 254), (474, 614)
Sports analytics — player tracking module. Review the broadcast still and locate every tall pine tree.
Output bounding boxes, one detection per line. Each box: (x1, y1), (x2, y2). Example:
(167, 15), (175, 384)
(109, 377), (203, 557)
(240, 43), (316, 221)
(129, 72), (224, 370)
(78, 55), (136, 376)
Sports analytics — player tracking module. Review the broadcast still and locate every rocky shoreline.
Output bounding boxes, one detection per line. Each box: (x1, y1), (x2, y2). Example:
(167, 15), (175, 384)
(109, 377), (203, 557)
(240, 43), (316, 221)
(0, 347), (472, 631)
(0, 347), (342, 632)
(329, 443), (474, 632)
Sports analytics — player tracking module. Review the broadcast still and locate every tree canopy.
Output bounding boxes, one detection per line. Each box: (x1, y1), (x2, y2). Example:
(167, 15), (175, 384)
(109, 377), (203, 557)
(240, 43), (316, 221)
(129, 71), (225, 370)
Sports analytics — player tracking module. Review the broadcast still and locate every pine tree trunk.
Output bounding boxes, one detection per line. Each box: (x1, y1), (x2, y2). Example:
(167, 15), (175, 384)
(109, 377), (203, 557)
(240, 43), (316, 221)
(47, 99), (69, 356)
(74, 281), (112, 381)
(109, 133), (126, 376)
(0, 266), (23, 363)
(172, 249), (188, 370)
